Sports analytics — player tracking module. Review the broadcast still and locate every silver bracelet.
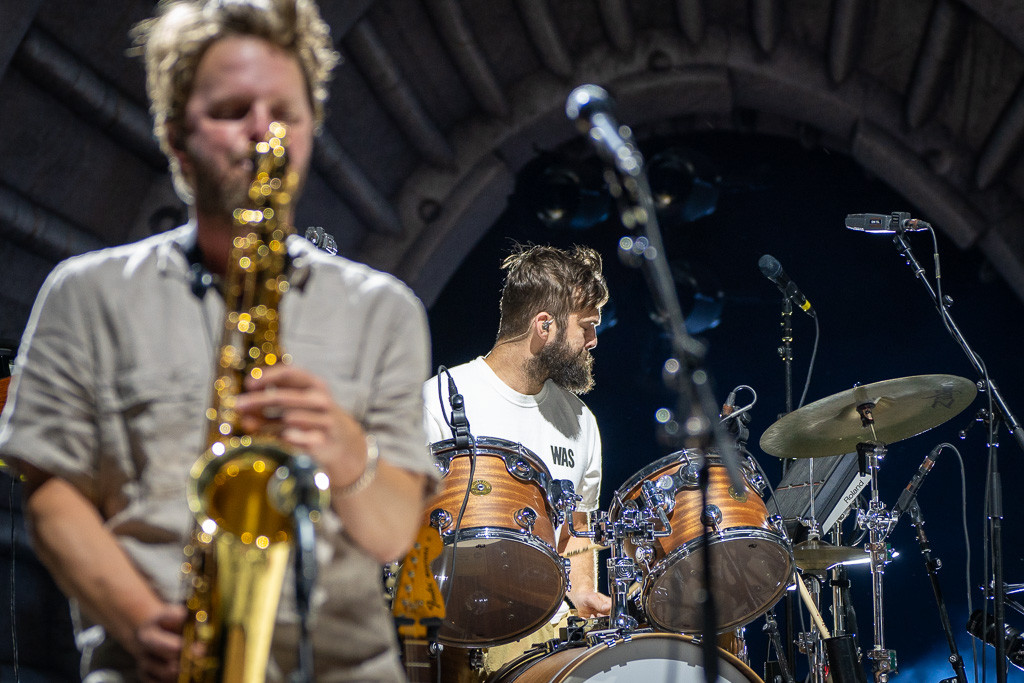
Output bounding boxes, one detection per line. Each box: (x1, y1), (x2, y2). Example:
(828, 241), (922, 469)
(336, 434), (379, 497)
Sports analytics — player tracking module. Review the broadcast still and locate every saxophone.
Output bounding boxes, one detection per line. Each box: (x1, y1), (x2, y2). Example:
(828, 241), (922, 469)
(179, 122), (327, 683)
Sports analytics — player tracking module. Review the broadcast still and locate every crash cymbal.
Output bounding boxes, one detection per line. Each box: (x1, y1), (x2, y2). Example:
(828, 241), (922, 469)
(759, 374), (976, 459)
(794, 539), (870, 572)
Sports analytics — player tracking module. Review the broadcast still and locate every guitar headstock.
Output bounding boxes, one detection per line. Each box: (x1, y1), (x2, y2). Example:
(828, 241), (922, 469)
(391, 524), (445, 639)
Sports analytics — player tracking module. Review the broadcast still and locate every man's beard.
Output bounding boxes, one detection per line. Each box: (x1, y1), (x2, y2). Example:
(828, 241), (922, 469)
(531, 333), (595, 394)
(190, 149), (254, 218)
(188, 145), (306, 219)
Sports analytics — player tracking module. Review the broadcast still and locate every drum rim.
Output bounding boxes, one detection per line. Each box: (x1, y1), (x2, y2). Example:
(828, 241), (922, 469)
(497, 632), (764, 683)
(430, 436), (551, 474)
(608, 449), (757, 515)
(642, 527), (794, 633)
(438, 526), (564, 565)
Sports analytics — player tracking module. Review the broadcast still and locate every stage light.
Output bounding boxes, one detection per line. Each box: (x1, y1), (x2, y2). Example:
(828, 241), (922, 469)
(515, 155), (610, 231)
(646, 148), (720, 223)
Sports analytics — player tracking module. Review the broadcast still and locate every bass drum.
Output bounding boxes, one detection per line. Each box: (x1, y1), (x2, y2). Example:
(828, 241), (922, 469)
(488, 633), (763, 682)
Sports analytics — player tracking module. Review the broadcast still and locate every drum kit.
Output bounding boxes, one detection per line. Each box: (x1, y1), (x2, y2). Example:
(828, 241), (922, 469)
(407, 373), (977, 682)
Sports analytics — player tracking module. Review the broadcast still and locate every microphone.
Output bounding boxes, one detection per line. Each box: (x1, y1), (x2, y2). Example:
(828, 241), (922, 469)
(304, 226), (338, 255)
(891, 444), (942, 521)
(758, 254), (815, 317)
(845, 213), (932, 233)
(565, 84), (642, 175)
(446, 372), (472, 449)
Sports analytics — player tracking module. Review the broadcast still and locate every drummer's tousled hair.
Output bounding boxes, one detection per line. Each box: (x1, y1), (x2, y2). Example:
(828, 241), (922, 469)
(496, 244), (609, 341)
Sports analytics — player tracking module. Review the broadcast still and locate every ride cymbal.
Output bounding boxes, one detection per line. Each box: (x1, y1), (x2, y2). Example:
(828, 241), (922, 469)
(759, 374), (977, 459)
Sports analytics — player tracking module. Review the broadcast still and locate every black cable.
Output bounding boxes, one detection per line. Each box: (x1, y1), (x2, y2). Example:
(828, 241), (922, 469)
(796, 310), (820, 410)
(432, 368), (476, 640)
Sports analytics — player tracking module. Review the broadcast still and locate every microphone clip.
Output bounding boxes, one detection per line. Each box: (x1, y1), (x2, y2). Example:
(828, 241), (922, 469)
(450, 391), (472, 449)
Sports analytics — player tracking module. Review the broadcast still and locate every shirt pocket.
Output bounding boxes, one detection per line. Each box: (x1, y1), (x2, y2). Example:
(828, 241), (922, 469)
(97, 365), (210, 500)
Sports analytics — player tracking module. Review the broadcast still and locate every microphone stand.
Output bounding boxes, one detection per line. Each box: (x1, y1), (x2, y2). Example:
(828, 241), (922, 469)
(905, 500), (968, 683)
(890, 227), (1018, 682)
(582, 114), (744, 683)
(780, 296), (795, 418)
(777, 295), (799, 670)
(284, 455), (324, 683)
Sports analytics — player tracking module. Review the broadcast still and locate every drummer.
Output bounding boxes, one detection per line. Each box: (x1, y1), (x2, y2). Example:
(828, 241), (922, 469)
(423, 243), (613, 672)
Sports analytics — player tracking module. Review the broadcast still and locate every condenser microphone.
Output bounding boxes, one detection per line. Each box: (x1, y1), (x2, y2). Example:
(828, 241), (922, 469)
(845, 213), (932, 233)
(565, 84), (642, 175)
(758, 254), (815, 317)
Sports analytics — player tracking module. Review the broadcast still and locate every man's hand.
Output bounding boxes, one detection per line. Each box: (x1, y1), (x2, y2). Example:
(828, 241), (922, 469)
(569, 589), (612, 619)
(235, 364), (370, 490)
(134, 603), (186, 683)
(235, 363), (429, 562)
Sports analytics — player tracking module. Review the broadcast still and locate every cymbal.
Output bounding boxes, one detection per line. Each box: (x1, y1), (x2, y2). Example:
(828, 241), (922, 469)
(793, 539), (870, 572)
(759, 374), (976, 459)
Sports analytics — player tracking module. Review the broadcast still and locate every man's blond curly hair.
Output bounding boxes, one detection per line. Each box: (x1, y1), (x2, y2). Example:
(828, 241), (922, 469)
(133, 0), (339, 203)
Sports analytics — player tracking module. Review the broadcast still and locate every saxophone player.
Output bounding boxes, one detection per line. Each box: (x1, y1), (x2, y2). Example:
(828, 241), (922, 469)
(0, 1), (437, 681)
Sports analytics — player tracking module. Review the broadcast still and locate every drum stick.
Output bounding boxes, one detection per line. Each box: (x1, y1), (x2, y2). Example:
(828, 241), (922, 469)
(795, 573), (832, 640)
(563, 543), (609, 557)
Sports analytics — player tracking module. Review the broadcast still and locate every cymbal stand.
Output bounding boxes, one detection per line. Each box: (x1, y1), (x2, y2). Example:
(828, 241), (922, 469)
(763, 609), (797, 683)
(854, 438), (898, 682)
(828, 520), (852, 637)
(795, 571), (828, 683)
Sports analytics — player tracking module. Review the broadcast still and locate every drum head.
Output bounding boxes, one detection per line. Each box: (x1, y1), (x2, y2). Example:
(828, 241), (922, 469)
(433, 531), (566, 646)
(645, 529), (792, 633)
(492, 633), (761, 682)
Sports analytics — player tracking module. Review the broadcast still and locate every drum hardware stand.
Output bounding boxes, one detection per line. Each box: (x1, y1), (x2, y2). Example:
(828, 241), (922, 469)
(763, 609), (797, 683)
(887, 216), (1024, 683)
(567, 84), (747, 683)
(795, 571), (829, 683)
(853, 438), (897, 682)
(903, 499), (968, 683)
(568, 496), (672, 631)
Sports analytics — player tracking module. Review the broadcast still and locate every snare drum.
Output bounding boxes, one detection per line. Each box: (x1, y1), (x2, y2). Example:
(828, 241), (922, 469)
(426, 437), (569, 647)
(488, 632), (763, 682)
(609, 450), (792, 633)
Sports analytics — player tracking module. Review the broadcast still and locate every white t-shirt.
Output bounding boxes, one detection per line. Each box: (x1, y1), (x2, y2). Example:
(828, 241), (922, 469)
(422, 357), (602, 514)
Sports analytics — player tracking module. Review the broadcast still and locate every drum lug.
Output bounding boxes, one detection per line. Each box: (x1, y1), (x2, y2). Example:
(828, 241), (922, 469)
(429, 508), (452, 531)
(701, 504), (723, 532)
(514, 507), (538, 534)
(634, 543), (654, 568)
(768, 514), (787, 538)
(680, 462), (700, 487)
(432, 451), (453, 476)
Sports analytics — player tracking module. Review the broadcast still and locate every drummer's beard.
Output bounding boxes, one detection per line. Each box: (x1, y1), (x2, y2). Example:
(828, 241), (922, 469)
(533, 329), (595, 395)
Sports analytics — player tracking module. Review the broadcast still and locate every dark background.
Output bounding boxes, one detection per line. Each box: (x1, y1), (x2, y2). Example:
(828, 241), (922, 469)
(426, 131), (1024, 681)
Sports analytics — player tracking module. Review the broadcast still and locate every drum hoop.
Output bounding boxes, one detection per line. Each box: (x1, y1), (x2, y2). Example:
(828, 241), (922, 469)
(647, 528), (790, 569)
(642, 527), (793, 633)
(440, 526), (564, 565)
(430, 436), (567, 511)
(430, 436), (550, 472)
(609, 449), (755, 515)
(539, 632), (764, 683)
(645, 526), (793, 580)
